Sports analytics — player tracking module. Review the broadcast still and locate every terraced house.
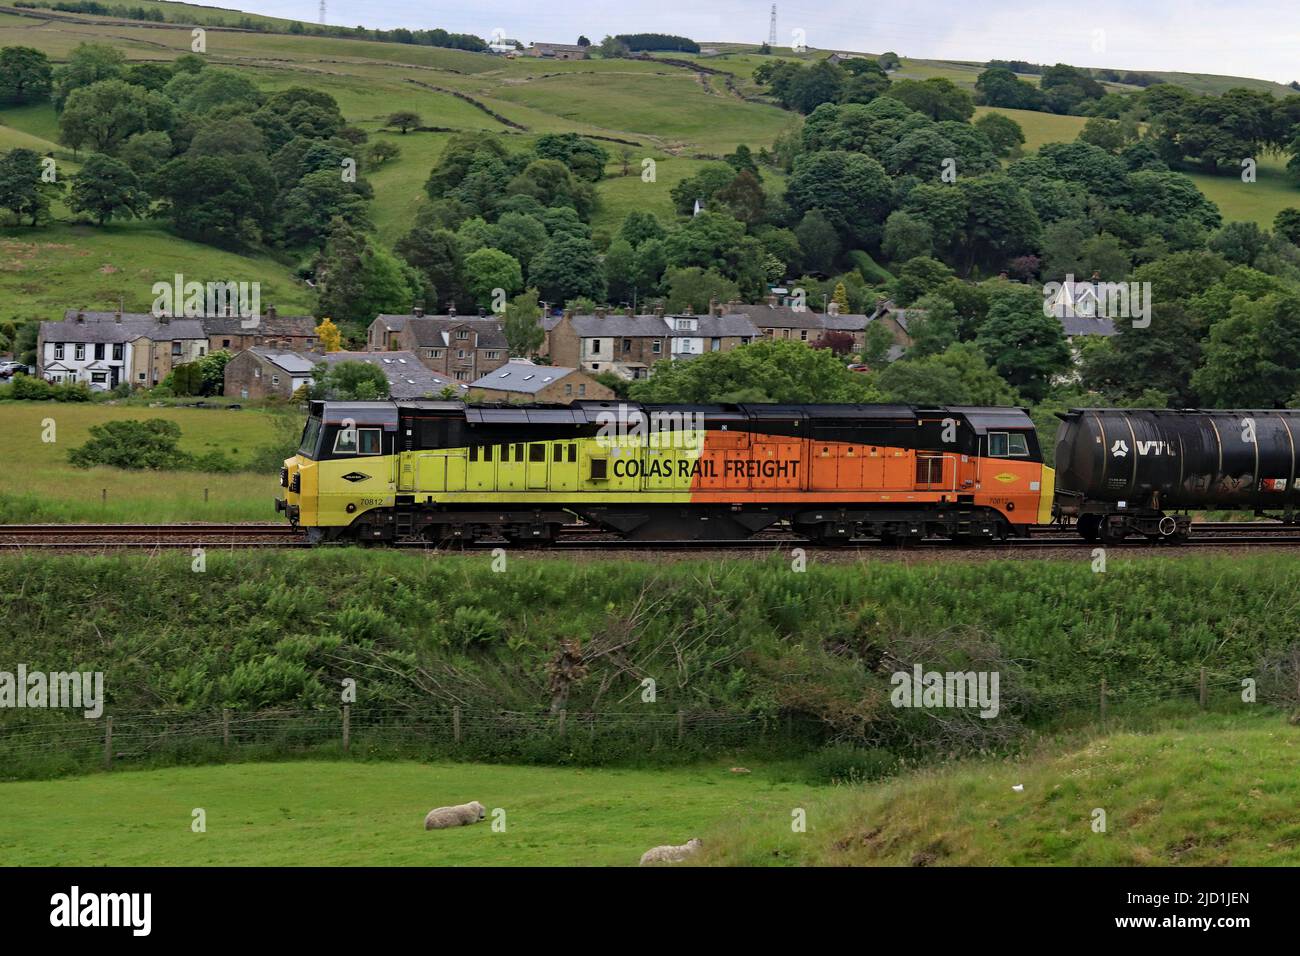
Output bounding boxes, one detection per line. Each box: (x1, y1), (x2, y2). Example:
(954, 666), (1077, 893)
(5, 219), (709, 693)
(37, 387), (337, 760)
(38, 311), (207, 390)
(367, 310), (510, 382)
(544, 306), (758, 380)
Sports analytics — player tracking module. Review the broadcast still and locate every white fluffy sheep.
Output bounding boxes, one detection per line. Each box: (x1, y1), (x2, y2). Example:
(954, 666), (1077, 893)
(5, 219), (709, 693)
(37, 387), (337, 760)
(424, 800), (486, 830)
(639, 838), (702, 866)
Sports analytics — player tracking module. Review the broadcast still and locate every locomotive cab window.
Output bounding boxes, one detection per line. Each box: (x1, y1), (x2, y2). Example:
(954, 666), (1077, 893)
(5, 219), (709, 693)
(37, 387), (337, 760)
(988, 432), (1029, 457)
(333, 427), (381, 455)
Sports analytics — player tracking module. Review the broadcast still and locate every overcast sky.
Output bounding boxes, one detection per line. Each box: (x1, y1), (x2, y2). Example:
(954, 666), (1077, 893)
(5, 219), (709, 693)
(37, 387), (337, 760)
(238, 1), (1300, 84)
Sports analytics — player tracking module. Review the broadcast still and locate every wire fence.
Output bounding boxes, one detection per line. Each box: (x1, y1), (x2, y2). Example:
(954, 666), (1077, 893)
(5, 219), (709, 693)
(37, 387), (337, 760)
(0, 667), (1291, 778)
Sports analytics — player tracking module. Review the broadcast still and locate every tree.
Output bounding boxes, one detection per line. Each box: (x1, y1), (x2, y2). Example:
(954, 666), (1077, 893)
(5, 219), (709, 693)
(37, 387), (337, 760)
(892, 256), (954, 306)
(904, 294), (960, 357)
(599, 35), (629, 58)
(664, 266), (740, 314)
(387, 111), (422, 133)
(60, 80), (174, 154)
(629, 339), (879, 403)
(785, 150), (893, 247)
(973, 112), (1024, 157)
(311, 361), (390, 401)
(975, 282), (1070, 400)
(1273, 208), (1300, 246)
(881, 210), (933, 262)
(715, 169), (766, 226)
(68, 419), (187, 470)
(463, 247), (524, 307)
(53, 43), (126, 108)
(314, 218), (422, 323)
(973, 68), (1046, 111)
(490, 212), (548, 276)
(831, 281), (850, 314)
(885, 78), (974, 121)
(663, 211), (747, 274)
(0, 47), (53, 105)
(507, 158), (596, 219)
(1207, 221), (1269, 267)
(68, 154), (148, 224)
(315, 318), (342, 352)
(529, 235), (606, 303)
(619, 210), (665, 247)
(1193, 292), (1300, 406)
(277, 169), (372, 247)
(874, 343), (1018, 404)
(1077, 116), (1129, 153)
(861, 322), (896, 368)
(153, 155), (260, 246)
(195, 350), (232, 395)
(368, 141), (401, 165)
(503, 288), (544, 357)
(0, 148), (62, 226)
(604, 238), (638, 304)
(534, 133), (609, 182)
(395, 226), (461, 310)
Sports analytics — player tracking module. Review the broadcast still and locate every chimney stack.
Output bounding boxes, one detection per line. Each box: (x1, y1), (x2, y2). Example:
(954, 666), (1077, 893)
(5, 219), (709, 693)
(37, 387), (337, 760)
(708, 295), (719, 317)
(827, 301), (840, 316)
(683, 304), (694, 316)
(76, 311), (85, 323)
(654, 305), (664, 318)
(765, 293), (778, 307)
(447, 302), (457, 317)
(624, 306), (633, 317)
(595, 306), (607, 319)
(563, 308), (573, 320)
(412, 304), (424, 318)
(478, 307), (487, 317)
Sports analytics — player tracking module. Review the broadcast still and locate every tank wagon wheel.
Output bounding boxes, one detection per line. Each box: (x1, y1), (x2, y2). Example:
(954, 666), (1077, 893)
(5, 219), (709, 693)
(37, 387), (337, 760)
(1098, 520), (1127, 546)
(1077, 514), (1101, 543)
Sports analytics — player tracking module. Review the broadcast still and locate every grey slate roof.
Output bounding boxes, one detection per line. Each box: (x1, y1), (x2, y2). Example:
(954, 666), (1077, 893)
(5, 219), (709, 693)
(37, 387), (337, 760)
(403, 317), (508, 350)
(569, 314), (667, 337)
(722, 303), (868, 331)
(250, 348), (318, 375)
(320, 350), (468, 398)
(470, 361), (577, 394)
(1060, 315), (1117, 337)
(44, 313), (207, 343)
(203, 313), (318, 336)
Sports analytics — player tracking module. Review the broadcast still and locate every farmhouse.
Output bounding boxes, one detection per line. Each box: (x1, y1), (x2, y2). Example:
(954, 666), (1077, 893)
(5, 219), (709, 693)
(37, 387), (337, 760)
(545, 307), (758, 380)
(527, 42), (588, 59)
(223, 348), (316, 400)
(468, 361), (613, 402)
(38, 311), (207, 390)
(318, 350), (468, 399)
(367, 311), (511, 382)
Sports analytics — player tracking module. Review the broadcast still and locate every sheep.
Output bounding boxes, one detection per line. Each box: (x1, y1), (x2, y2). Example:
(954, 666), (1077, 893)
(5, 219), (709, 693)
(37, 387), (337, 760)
(424, 801), (486, 830)
(639, 838), (702, 866)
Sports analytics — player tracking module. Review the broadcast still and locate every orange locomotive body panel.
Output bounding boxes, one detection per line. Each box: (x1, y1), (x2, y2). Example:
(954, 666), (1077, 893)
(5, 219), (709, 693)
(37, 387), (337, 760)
(687, 431), (1049, 531)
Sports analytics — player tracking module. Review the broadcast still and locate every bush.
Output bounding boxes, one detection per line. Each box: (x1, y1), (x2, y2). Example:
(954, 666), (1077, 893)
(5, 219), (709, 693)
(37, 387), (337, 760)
(802, 744), (900, 785)
(68, 419), (190, 470)
(7, 373), (52, 400)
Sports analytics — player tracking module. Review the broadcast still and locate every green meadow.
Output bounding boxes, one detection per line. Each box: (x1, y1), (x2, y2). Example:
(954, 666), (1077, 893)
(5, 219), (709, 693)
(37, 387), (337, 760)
(0, 402), (282, 522)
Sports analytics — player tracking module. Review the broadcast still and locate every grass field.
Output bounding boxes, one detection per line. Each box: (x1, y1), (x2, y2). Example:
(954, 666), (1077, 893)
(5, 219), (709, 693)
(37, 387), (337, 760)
(0, 759), (809, 866)
(700, 711), (1300, 866)
(0, 402), (283, 522)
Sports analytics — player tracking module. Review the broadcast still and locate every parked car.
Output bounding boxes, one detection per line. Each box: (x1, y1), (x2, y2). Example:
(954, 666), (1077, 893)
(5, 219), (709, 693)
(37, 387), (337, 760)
(0, 360), (28, 379)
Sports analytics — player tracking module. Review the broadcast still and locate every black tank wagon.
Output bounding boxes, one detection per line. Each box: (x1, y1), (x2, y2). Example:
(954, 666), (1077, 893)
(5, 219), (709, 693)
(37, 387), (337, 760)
(1055, 408), (1300, 543)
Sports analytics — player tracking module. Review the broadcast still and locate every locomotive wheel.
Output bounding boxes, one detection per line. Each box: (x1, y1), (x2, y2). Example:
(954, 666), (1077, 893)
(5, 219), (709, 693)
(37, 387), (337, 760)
(1078, 514), (1101, 542)
(1098, 520), (1127, 545)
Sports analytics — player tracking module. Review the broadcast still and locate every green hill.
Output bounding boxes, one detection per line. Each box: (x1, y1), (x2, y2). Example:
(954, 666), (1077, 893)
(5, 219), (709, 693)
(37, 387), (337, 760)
(699, 712), (1300, 866)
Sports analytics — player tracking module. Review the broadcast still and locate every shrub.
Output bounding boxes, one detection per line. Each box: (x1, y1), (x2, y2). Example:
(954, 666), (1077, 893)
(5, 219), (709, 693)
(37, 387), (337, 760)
(803, 744), (900, 785)
(68, 418), (190, 469)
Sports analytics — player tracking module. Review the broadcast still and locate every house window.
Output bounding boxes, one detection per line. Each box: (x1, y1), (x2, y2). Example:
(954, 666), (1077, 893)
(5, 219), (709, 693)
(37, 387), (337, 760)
(432, 349), (444, 358)
(565, 383), (572, 396)
(457, 349), (466, 359)
(651, 340), (661, 354)
(455, 371), (469, 381)
(988, 432), (1029, 457)
(95, 343), (105, 360)
(272, 375), (280, 386)
(54, 344), (64, 360)
(675, 319), (694, 331)
(240, 387), (248, 399)
(255, 368), (262, 378)
(91, 372), (107, 384)
(800, 330), (808, 341)
(112, 344), (123, 361)
(172, 343), (182, 356)
(139, 372), (146, 381)
(711, 338), (721, 351)
(222, 339), (231, 348)
(199, 346), (206, 356)
(622, 339), (631, 352)
(485, 351), (501, 359)
(578, 384), (586, 397)
(590, 339), (601, 355)
(75, 344), (85, 361)
(456, 330), (470, 339)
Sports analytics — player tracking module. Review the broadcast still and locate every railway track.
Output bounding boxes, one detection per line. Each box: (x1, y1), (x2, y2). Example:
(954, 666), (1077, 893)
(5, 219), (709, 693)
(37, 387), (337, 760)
(4, 521), (1300, 552)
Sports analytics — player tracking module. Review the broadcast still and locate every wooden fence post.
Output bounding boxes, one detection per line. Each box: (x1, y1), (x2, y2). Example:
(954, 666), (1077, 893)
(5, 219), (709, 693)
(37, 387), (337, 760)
(1100, 679), (1108, 721)
(222, 708), (230, 748)
(103, 716), (113, 770)
(452, 706), (461, 745)
(342, 705), (350, 753)
(1199, 667), (1208, 710)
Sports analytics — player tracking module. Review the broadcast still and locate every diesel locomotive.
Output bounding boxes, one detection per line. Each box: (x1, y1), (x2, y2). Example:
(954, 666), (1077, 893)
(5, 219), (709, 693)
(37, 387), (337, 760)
(275, 400), (1300, 545)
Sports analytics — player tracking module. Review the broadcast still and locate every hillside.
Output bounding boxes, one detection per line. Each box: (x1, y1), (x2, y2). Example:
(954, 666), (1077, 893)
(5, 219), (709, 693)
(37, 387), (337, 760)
(699, 713), (1300, 866)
